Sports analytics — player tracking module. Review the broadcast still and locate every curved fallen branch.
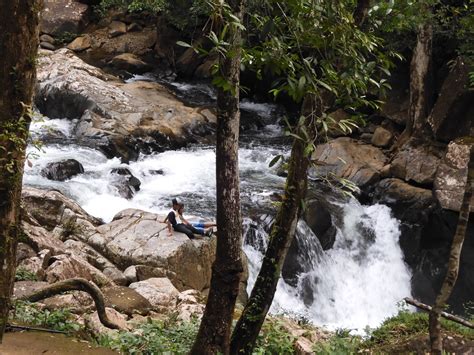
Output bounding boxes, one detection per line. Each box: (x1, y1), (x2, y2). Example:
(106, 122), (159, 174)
(404, 297), (474, 329)
(19, 278), (120, 330)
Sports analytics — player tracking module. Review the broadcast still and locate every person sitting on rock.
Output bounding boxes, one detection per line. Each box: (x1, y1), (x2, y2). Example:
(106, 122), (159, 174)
(163, 199), (213, 239)
(177, 203), (215, 236)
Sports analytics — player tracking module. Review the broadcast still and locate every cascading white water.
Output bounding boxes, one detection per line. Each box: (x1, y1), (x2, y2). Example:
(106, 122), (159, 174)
(25, 81), (412, 332)
(25, 116), (287, 222)
(243, 200), (412, 332)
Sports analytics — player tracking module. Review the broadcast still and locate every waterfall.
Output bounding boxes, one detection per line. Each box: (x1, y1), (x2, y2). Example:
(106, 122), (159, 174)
(243, 199), (412, 332)
(26, 80), (412, 332)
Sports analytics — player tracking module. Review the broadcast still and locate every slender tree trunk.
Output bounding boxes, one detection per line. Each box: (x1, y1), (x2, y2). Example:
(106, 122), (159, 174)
(0, 0), (42, 343)
(429, 144), (474, 354)
(190, 0), (245, 353)
(230, 95), (321, 354)
(399, 22), (434, 145)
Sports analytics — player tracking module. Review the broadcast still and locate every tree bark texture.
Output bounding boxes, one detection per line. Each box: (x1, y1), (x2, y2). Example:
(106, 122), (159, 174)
(403, 23), (434, 142)
(19, 278), (121, 330)
(190, 0), (245, 353)
(0, 0), (42, 343)
(404, 297), (473, 329)
(429, 144), (474, 354)
(230, 95), (321, 354)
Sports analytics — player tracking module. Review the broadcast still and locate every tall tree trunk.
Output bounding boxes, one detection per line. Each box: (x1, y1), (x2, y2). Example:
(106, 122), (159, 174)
(429, 144), (474, 354)
(0, 0), (42, 343)
(190, 0), (245, 353)
(230, 95), (321, 354)
(399, 23), (434, 145)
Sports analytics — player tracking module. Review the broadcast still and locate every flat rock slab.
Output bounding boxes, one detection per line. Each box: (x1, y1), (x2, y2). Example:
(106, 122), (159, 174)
(88, 209), (216, 291)
(0, 332), (117, 354)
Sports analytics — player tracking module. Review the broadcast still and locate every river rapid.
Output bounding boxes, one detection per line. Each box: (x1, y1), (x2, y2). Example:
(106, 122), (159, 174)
(24, 76), (412, 333)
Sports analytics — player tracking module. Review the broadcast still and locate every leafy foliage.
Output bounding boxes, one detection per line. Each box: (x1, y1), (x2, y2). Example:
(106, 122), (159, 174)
(313, 328), (362, 355)
(253, 319), (296, 354)
(15, 267), (38, 282)
(10, 301), (82, 333)
(96, 316), (200, 354)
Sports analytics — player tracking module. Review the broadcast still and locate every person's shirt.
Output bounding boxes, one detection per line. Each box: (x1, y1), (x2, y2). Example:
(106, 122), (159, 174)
(167, 209), (181, 227)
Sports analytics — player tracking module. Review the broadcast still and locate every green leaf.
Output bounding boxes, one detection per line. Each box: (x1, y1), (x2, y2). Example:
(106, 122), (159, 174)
(269, 154), (283, 168)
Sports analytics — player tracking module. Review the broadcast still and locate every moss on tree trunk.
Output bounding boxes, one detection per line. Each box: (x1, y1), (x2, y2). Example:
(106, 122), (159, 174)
(0, 0), (42, 342)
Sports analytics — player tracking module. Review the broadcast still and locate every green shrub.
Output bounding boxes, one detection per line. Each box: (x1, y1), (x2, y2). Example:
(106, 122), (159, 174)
(10, 300), (82, 333)
(253, 319), (296, 354)
(96, 316), (199, 354)
(313, 329), (362, 355)
(15, 267), (38, 282)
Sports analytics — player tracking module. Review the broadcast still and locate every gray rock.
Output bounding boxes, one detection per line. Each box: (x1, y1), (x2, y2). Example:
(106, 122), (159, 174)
(109, 53), (152, 74)
(129, 278), (179, 310)
(428, 58), (474, 143)
(16, 243), (36, 265)
(45, 254), (113, 287)
(123, 265), (138, 284)
(22, 186), (102, 233)
(127, 23), (142, 32)
(40, 0), (90, 35)
(13, 281), (49, 299)
(40, 41), (55, 51)
(434, 140), (473, 212)
(36, 49), (216, 161)
(41, 159), (84, 181)
(40, 34), (55, 44)
(109, 21), (127, 38)
(67, 35), (92, 52)
(102, 286), (152, 316)
(371, 126), (393, 148)
(390, 142), (443, 185)
(310, 137), (387, 188)
(63, 239), (127, 285)
(87, 209), (217, 292)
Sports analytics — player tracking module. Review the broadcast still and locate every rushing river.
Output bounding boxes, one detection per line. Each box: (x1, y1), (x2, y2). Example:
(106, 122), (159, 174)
(24, 78), (411, 332)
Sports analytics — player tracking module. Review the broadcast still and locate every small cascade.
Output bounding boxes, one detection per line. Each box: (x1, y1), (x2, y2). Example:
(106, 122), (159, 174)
(243, 199), (412, 332)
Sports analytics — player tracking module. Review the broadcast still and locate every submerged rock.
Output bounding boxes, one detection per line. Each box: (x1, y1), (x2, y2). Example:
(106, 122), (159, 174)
(41, 159), (84, 181)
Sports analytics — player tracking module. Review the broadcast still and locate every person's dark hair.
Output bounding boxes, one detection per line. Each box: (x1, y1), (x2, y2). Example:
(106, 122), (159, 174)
(172, 198), (178, 205)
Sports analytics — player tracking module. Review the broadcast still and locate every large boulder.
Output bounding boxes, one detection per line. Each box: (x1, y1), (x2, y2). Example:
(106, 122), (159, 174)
(67, 35), (92, 52)
(109, 53), (152, 74)
(428, 58), (474, 143)
(63, 240), (127, 285)
(86, 209), (217, 291)
(129, 278), (179, 311)
(36, 49), (216, 162)
(434, 140), (474, 212)
(44, 254), (113, 287)
(21, 187), (101, 234)
(102, 286), (152, 316)
(310, 137), (387, 189)
(84, 26), (157, 60)
(40, 159), (84, 181)
(40, 0), (90, 35)
(390, 142), (444, 186)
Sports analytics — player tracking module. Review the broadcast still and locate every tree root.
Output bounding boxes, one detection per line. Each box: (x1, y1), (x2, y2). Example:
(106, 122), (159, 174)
(19, 278), (120, 330)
